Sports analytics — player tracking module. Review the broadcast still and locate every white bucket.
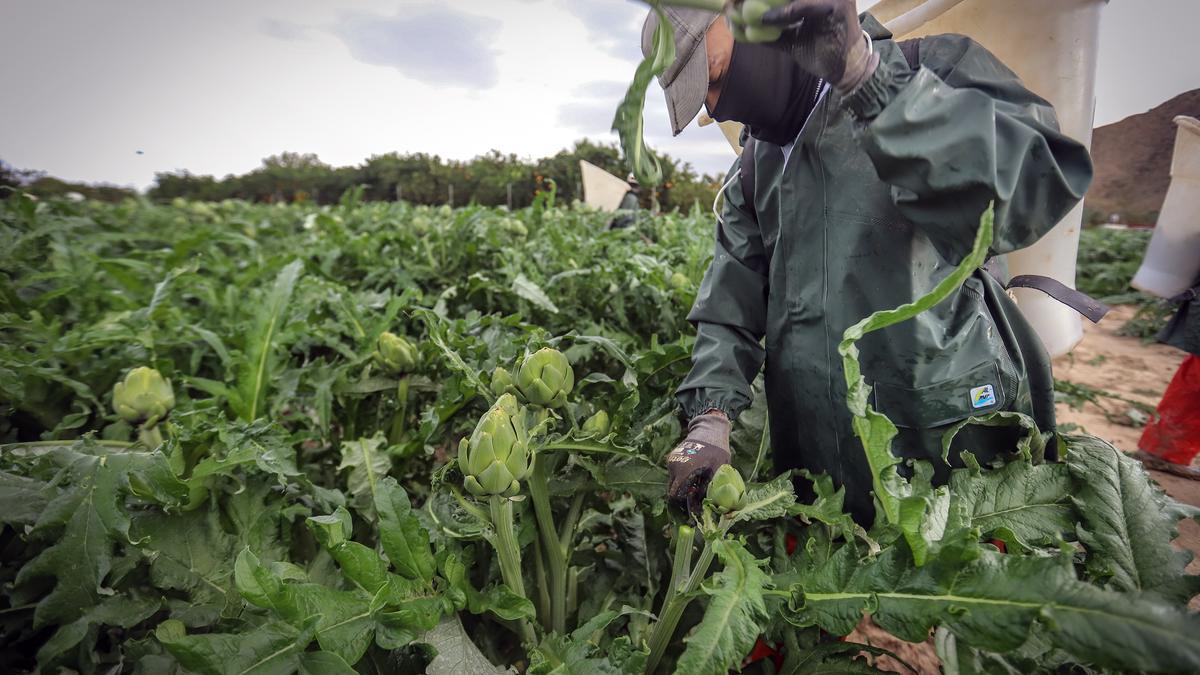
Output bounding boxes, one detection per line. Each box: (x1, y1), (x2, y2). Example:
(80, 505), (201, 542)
(867, 0), (1107, 357)
(580, 160), (633, 213)
(1132, 116), (1200, 298)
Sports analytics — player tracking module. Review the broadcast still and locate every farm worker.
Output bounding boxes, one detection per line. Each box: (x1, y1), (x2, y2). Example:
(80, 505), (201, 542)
(1135, 279), (1200, 477)
(609, 174), (641, 230)
(649, 1), (1094, 521)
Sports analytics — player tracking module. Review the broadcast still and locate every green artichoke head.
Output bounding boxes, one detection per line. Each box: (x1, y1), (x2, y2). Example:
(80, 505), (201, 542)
(460, 394), (531, 497)
(669, 272), (690, 290)
(375, 332), (419, 374)
(708, 465), (746, 513)
(515, 348), (574, 408)
(490, 366), (517, 397)
(581, 410), (610, 436)
(113, 367), (175, 427)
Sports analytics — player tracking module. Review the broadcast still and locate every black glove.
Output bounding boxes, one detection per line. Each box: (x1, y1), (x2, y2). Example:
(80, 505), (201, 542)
(666, 412), (732, 515)
(760, 0), (879, 94)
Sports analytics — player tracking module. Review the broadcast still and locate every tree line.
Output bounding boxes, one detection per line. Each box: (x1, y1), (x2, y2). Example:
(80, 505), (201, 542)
(3, 140), (725, 212)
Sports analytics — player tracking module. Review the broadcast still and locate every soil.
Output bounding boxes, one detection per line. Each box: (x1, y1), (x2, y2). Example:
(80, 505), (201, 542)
(1052, 304), (1185, 450)
(1086, 88), (1199, 219)
(848, 303), (1200, 672)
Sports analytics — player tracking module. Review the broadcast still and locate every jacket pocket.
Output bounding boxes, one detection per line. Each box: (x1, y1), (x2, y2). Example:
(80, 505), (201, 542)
(872, 361), (1009, 430)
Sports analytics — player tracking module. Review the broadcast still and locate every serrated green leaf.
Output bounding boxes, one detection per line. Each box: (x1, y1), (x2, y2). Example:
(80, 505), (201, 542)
(733, 473), (797, 523)
(36, 593), (161, 665)
(792, 473), (879, 554)
(512, 273), (559, 314)
(156, 616), (320, 675)
(674, 539), (771, 675)
(423, 615), (513, 675)
(15, 443), (183, 631)
(235, 259), (303, 421)
(1065, 434), (1200, 603)
(788, 532), (1200, 672)
(235, 548), (377, 666)
(337, 434), (392, 516)
(375, 477), (436, 583)
(0, 469), (51, 526)
(946, 457), (1074, 548)
(133, 508), (240, 624)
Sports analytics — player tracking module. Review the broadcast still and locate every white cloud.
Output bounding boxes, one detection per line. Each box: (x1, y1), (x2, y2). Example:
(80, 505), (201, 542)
(331, 5), (501, 88)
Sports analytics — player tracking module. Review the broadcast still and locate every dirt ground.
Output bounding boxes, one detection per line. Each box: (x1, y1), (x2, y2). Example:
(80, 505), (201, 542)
(1053, 303), (1200, 613)
(849, 304), (1199, 673)
(1052, 304), (1185, 450)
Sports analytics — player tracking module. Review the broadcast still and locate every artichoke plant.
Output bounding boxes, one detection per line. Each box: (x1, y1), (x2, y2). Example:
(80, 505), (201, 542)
(516, 348), (574, 408)
(581, 410), (610, 436)
(375, 332), (419, 374)
(708, 465), (746, 513)
(112, 367), (175, 427)
(459, 394), (532, 497)
(490, 366), (517, 397)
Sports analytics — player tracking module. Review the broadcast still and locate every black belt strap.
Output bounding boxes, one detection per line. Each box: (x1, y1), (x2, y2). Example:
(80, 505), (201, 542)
(1007, 275), (1111, 323)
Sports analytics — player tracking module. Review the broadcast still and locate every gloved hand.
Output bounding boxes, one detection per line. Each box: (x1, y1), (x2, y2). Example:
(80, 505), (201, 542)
(666, 411), (732, 515)
(760, 0), (879, 95)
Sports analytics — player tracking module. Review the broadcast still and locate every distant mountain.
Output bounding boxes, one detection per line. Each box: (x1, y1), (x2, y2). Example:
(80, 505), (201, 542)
(1086, 89), (1200, 221)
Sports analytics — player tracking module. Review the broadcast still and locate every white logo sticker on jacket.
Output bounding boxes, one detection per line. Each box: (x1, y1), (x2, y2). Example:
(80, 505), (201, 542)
(970, 384), (997, 409)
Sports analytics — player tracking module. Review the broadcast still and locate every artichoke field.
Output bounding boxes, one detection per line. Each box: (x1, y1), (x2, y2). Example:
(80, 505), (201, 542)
(1, 191), (1198, 675)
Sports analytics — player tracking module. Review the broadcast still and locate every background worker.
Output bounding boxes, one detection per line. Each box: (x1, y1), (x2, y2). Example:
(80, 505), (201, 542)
(609, 174), (641, 230)
(1135, 277), (1200, 478)
(652, 0), (1094, 521)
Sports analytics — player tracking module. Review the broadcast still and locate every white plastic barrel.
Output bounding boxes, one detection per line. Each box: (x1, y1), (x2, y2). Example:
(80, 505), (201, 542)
(867, 0), (1107, 357)
(1131, 116), (1200, 298)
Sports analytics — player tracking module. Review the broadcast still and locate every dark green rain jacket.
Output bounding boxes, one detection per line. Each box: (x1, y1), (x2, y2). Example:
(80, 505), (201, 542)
(676, 16), (1094, 522)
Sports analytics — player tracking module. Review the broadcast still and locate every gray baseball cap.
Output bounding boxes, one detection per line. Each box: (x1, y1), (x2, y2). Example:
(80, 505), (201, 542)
(641, 7), (719, 136)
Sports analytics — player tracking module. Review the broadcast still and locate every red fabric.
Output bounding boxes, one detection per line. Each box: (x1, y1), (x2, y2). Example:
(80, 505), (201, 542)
(743, 637), (783, 670)
(1139, 355), (1200, 466)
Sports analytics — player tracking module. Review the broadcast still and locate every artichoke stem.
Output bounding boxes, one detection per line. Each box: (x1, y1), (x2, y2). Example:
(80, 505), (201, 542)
(138, 424), (164, 449)
(527, 455), (567, 635)
(645, 524), (725, 675)
(388, 377), (410, 445)
(488, 495), (536, 645)
(532, 537), (552, 631)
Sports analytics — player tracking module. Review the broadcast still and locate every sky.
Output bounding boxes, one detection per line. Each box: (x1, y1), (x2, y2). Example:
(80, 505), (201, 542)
(2, 0), (1198, 190)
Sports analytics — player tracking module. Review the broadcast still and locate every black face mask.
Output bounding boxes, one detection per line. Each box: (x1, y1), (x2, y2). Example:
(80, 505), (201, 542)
(708, 42), (822, 147)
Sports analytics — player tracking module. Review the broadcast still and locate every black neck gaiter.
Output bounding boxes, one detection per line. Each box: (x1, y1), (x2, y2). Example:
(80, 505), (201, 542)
(708, 42), (822, 147)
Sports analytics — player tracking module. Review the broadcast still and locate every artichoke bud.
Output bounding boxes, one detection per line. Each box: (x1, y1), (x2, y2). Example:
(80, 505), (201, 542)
(375, 332), (419, 374)
(113, 367), (175, 427)
(501, 218), (528, 237)
(669, 272), (690, 290)
(581, 410), (611, 436)
(460, 394), (531, 496)
(490, 366), (518, 397)
(516, 348), (574, 408)
(708, 465), (746, 513)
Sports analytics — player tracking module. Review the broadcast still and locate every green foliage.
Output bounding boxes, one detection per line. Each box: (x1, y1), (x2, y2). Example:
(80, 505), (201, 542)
(144, 140), (722, 212)
(1, 196), (1198, 674)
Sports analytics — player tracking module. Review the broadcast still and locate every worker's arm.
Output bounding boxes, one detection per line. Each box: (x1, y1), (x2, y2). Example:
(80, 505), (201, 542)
(845, 34), (1094, 260)
(676, 165), (768, 421)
